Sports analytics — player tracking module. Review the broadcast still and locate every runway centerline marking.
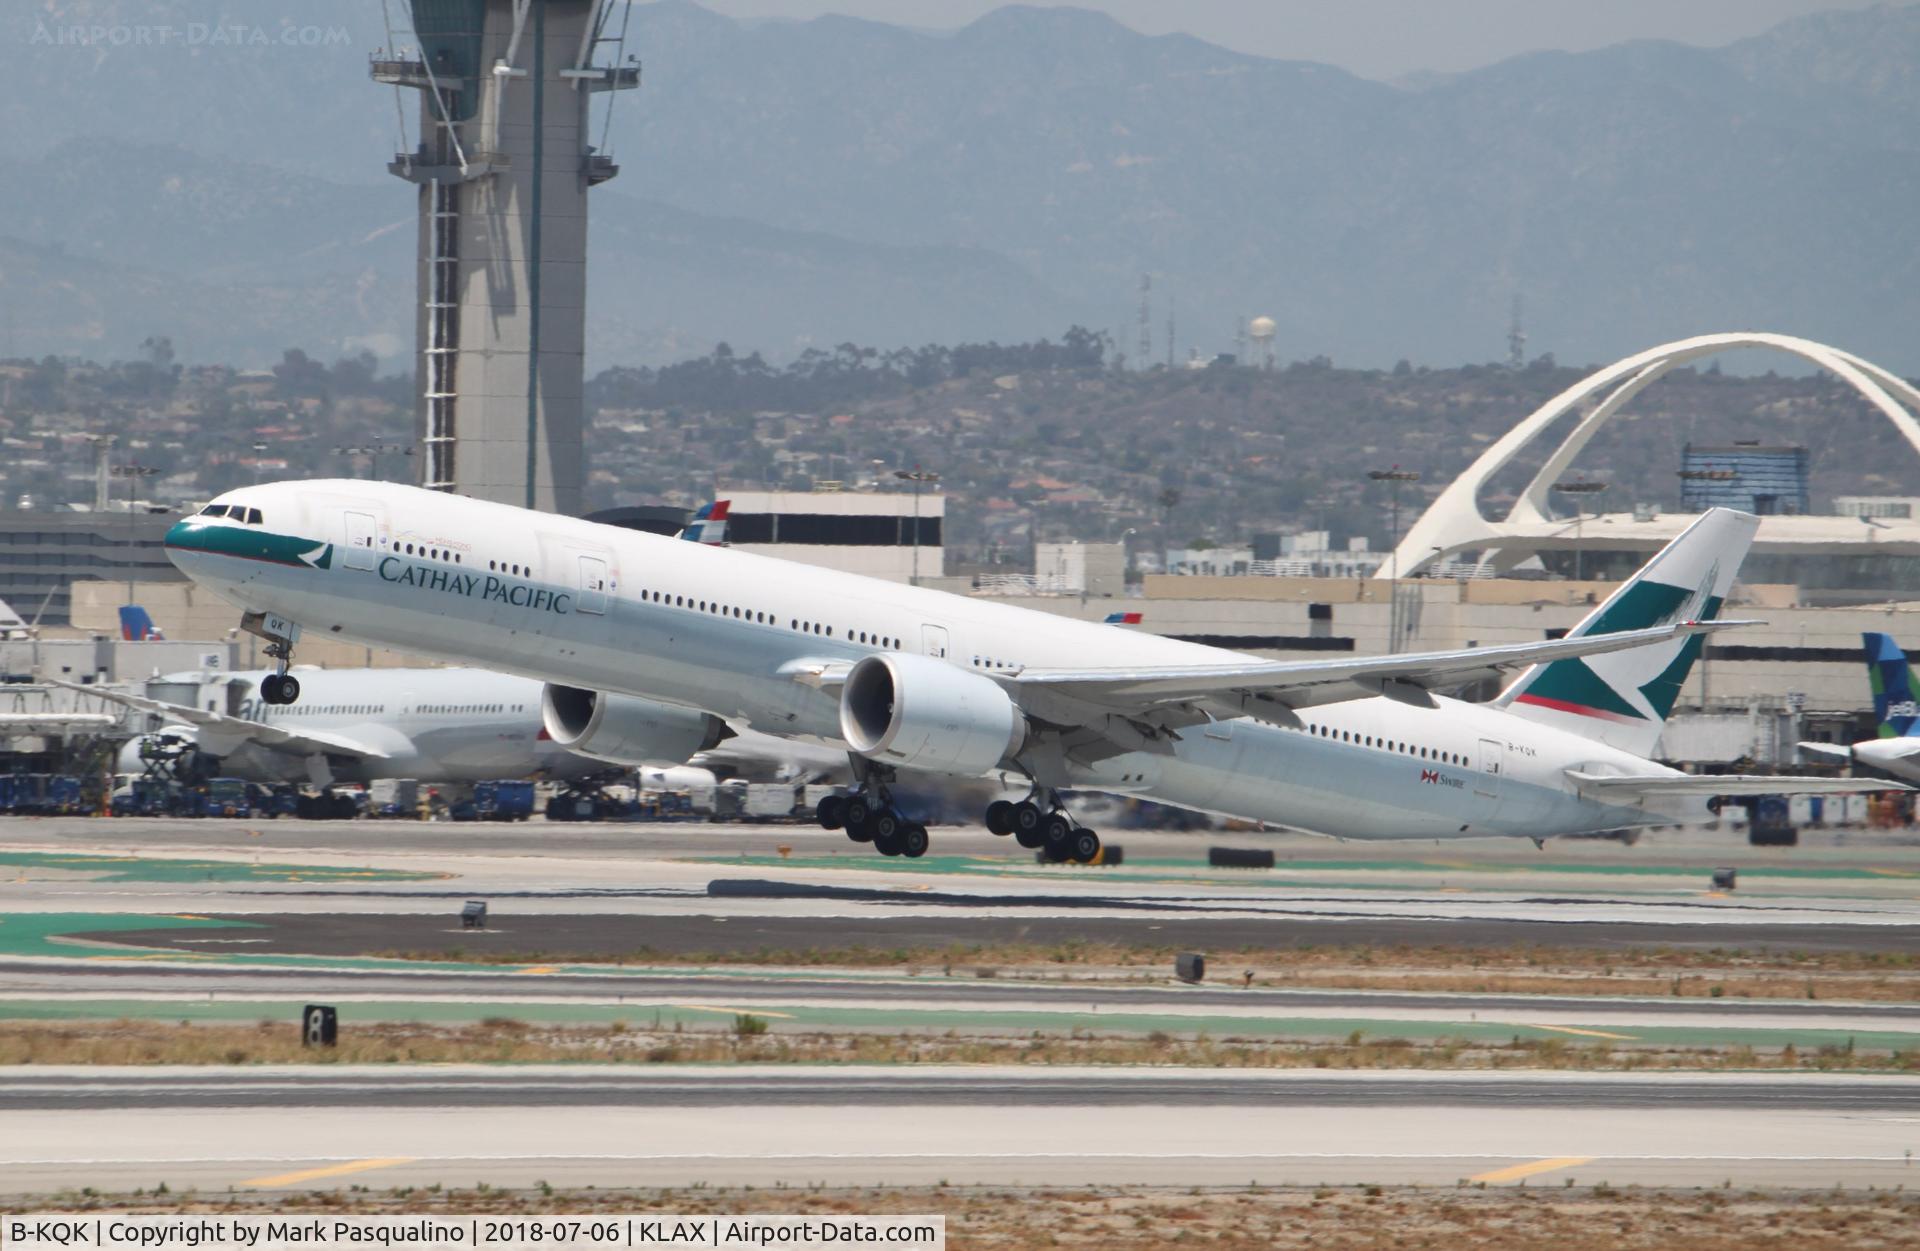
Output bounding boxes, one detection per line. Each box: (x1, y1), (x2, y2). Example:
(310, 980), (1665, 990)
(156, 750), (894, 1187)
(1471, 1156), (1595, 1184)
(243, 1157), (415, 1188)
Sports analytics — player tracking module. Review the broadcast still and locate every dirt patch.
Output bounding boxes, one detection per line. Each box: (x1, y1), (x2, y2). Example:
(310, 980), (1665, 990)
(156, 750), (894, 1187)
(2, 1020), (1913, 1071)
(368, 938), (1920, 1002)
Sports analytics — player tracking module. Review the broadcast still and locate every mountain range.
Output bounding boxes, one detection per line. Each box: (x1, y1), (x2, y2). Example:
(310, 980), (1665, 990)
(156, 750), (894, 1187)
(1, 1), (1917, 371)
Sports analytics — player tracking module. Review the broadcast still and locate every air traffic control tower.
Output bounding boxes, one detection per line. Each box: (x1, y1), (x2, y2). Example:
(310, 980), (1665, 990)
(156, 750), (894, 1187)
(372, 1), (638, 515)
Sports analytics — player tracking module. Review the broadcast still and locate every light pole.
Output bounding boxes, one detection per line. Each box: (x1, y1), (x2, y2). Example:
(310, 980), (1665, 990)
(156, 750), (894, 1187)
(1368, 467), (1420, 653)
(110, 463), (160, 608)
(1121, 526), (1138, 591)
(1551, 480), (1610, 581)
(894, 466), (939, 586)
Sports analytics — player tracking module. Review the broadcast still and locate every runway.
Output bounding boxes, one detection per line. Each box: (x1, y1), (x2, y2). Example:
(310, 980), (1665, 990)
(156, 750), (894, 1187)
(2, 1067), (1915, 1194)
(3, 817), (1916, 1199)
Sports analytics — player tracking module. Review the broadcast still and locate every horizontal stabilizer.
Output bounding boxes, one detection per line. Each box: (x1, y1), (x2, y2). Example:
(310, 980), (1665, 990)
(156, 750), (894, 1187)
(1567, 770), (1908, 800)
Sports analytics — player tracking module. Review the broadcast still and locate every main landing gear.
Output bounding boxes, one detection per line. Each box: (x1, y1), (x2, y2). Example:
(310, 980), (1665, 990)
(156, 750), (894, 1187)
(985, 792), (1101, 864)
(815, 758), (929, 858)
(816, 792), (930, 858)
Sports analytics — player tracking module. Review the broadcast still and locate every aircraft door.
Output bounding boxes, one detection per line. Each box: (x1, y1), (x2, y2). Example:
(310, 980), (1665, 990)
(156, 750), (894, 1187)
(577, 554), (610, 615)
(920, 624), (950, 659)
(1475, 738), (1504, 799)
(341, 510), (378, 571)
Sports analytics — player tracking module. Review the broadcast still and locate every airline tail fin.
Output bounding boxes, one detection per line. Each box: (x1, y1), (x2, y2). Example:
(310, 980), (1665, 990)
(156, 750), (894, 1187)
(679, 499), (730, 545)
(1864, 631), (1919, 738)
(1494, 507), (1758, 757)
(119, 605), (164, 641)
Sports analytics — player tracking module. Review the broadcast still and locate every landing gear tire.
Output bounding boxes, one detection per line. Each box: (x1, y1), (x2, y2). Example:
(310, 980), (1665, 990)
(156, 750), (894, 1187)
(1014, 825), (1045, 850)
(870, 810), (900, 842)
(845, 817), (874, 844)
(844, 795), (874, 830)
(1011, 801), (1043, 837)
(817, 795), (846, 830)
(875, 830), (905, 857)
(984, 800), (1015, 836)
(261, 674), (285, 705)
(278, 674), (300, 705)
(899, 823), (930, 859)
(1042, 812), (1074, 856)
(1070, 828), (1101, 864)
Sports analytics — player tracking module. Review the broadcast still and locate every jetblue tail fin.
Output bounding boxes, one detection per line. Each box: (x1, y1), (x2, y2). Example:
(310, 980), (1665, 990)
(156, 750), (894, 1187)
(1495, 508), (1758, 757)
(119, 605), (164, 641)
(1864, 632), (1919, 738)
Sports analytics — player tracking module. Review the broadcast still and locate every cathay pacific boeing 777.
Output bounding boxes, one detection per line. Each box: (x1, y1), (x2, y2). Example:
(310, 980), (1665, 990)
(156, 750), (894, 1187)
(162, 482), (1896, 860)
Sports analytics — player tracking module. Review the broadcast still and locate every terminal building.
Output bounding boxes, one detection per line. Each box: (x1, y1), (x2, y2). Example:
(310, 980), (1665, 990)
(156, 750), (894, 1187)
(716, 489), (945, 584)
(0, 510), (182, 627)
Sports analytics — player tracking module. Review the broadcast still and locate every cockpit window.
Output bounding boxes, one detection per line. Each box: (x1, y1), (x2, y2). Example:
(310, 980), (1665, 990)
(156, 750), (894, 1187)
(199, 505), (229, 518)
(245, 507), (264, 525)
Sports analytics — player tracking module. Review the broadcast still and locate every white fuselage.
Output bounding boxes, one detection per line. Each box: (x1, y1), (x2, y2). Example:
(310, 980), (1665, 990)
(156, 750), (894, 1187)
(128, 667), (598, 785)
(167, 481), (1692, 839)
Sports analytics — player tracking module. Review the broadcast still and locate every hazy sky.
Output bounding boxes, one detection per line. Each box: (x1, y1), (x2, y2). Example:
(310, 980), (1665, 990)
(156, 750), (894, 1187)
(693, 0), (1889, 80)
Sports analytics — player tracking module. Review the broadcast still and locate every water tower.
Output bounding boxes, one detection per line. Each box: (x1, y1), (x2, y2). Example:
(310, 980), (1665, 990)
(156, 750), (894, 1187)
(1249, 316), (1277, 369)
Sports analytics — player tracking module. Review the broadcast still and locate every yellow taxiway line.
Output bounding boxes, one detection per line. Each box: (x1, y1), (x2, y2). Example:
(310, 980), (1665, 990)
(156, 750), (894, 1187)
(1470, 1156), (1595, 1184)
(1530, 1024), (1638, 1041)
(243, 1157), (416, 1188)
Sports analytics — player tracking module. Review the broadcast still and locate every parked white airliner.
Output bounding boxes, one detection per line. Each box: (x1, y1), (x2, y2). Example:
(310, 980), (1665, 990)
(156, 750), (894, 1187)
(67, 666), (841, 790)
(162, 482), (1895, 860)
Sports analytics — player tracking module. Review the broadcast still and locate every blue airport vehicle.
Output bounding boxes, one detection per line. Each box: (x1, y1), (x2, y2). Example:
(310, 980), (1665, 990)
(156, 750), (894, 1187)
(453, 779), (536, 822)
(200, 777), (252, 818)
(6, 774), (87, 816)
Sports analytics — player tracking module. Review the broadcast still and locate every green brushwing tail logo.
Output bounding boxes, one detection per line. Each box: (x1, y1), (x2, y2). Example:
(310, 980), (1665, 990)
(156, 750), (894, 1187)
(1511, 564), (1721, 724)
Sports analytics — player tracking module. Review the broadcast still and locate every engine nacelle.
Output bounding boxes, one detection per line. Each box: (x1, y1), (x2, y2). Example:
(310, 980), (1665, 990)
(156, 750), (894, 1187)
(839, 652), (1026, 777)
(541, 685), (729, 767)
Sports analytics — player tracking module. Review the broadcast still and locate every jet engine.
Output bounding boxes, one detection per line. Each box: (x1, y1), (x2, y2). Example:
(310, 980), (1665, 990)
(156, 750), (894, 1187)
(540, 685), (730, 767)
(839, 652), (1026, 776)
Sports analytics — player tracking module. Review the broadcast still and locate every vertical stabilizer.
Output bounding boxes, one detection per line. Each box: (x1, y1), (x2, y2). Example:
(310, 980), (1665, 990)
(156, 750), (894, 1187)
(1864, 632), (1919, 738)
(119, 605), (164, 641)
(1495, 508), (1758, 756)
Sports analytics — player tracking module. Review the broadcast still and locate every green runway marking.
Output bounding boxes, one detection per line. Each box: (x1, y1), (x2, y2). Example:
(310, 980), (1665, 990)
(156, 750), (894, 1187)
(0, 851), (443, 885)
(0, 996), (1914, 1054)
(0, 913), (246, 958)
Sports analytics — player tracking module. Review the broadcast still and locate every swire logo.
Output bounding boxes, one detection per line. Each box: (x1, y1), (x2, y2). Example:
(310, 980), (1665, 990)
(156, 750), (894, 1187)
(1420, 769), (1439, 784)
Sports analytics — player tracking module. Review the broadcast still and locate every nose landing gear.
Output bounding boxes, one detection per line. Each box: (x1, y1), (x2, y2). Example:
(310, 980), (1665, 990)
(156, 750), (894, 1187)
(244, 613), (302, 705)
